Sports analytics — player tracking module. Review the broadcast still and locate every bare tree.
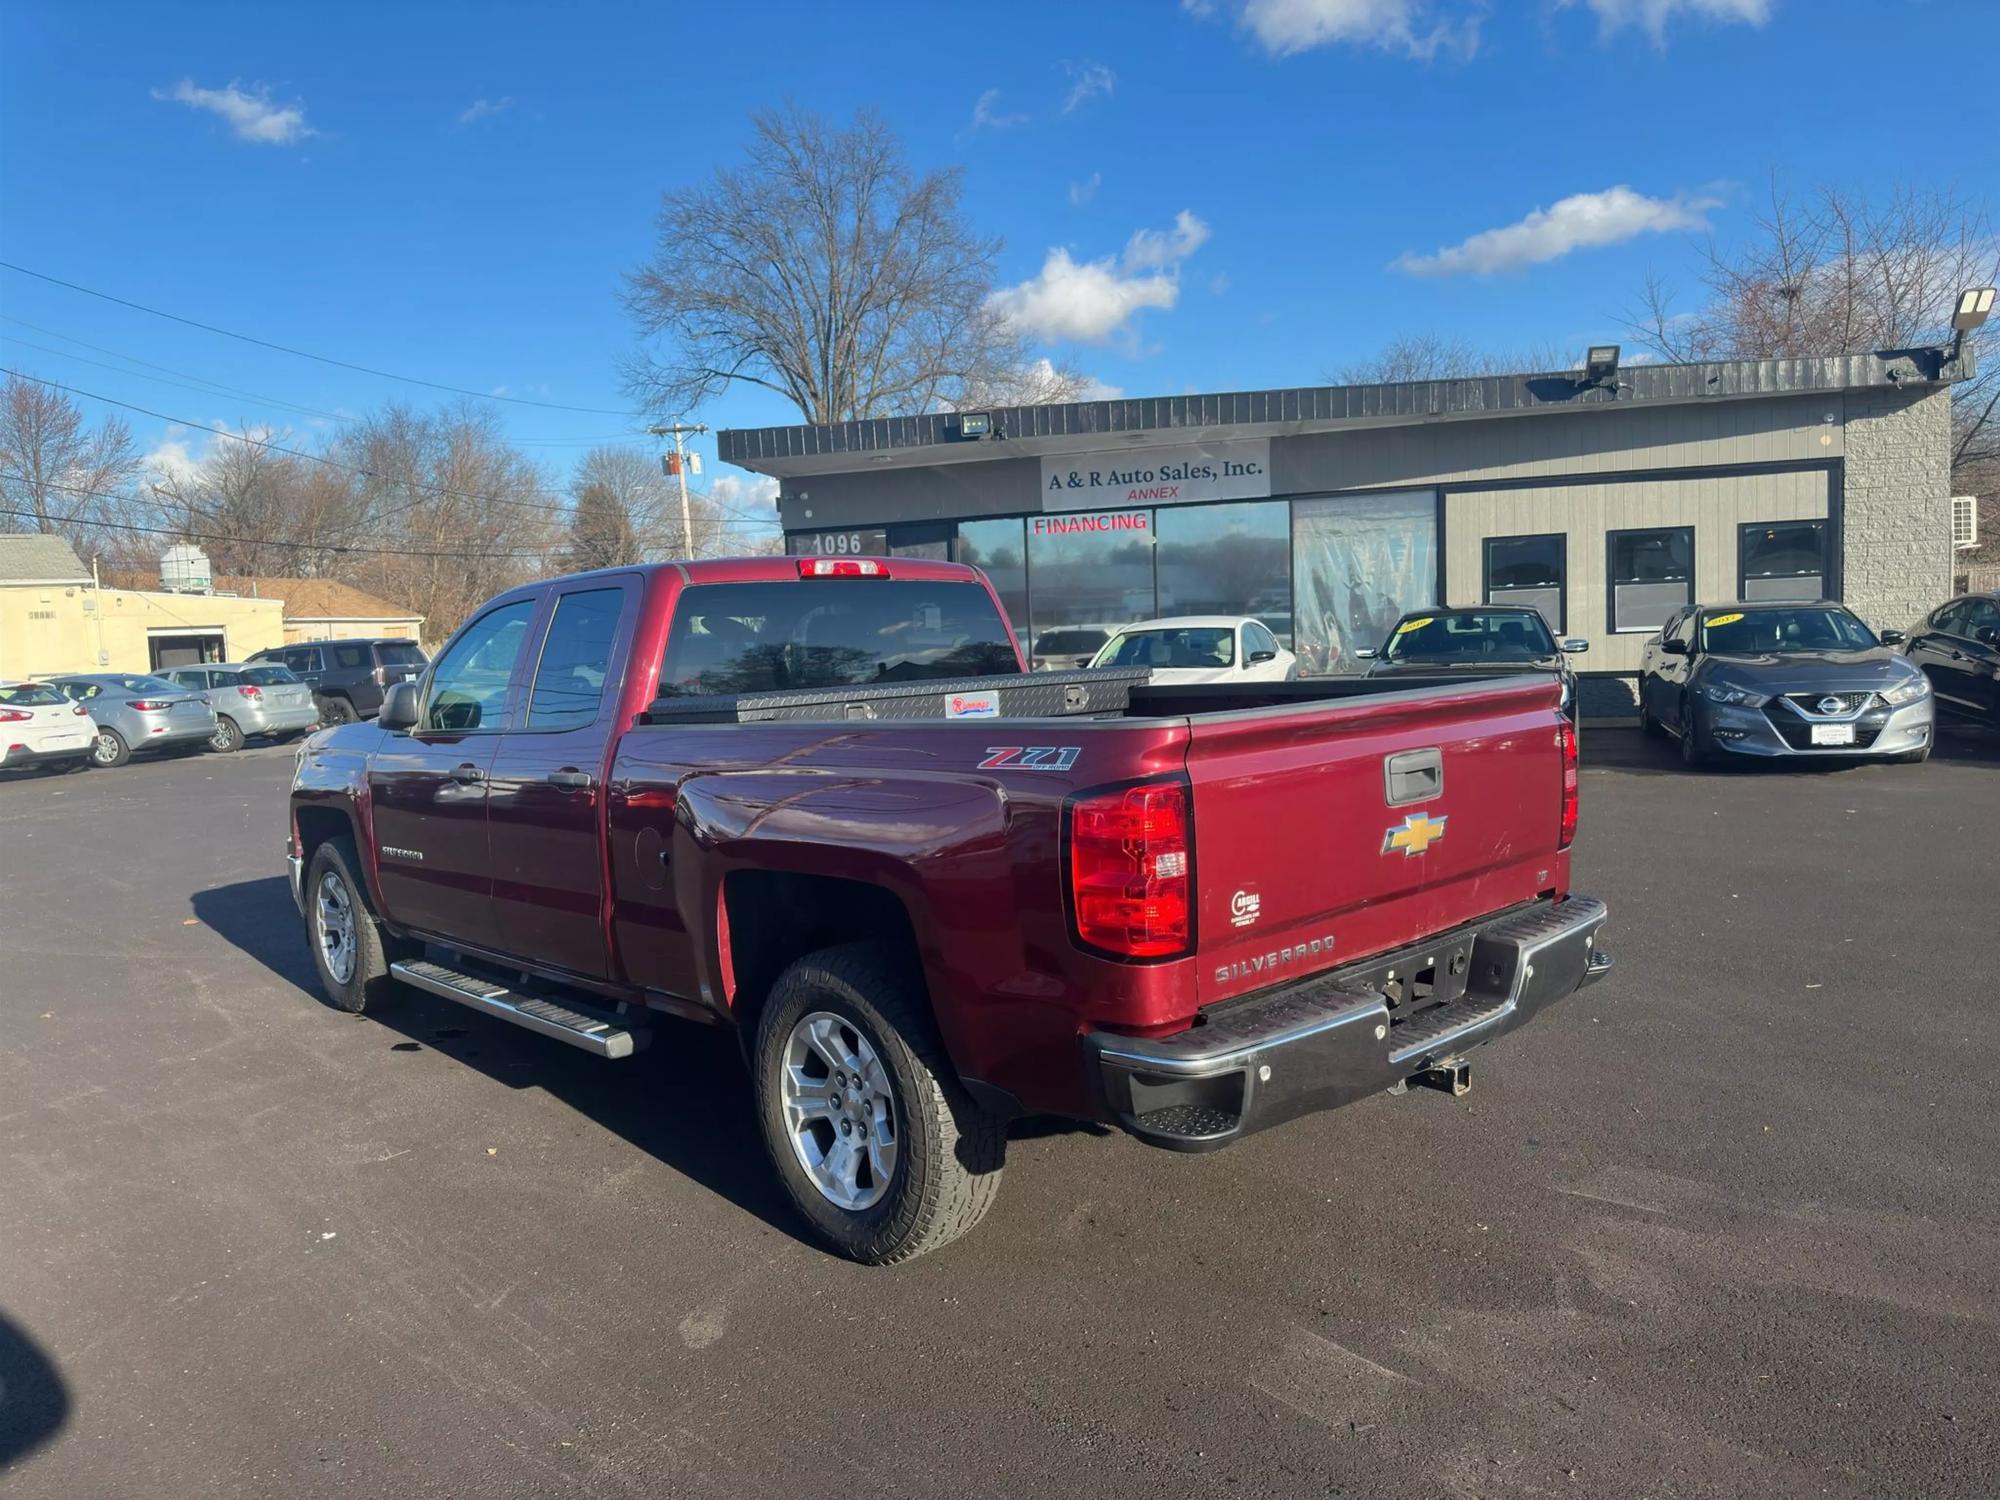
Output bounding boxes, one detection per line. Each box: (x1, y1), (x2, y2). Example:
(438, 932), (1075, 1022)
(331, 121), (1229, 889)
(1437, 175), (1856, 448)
(1333, 332), (1579, 385)
(0, 373), (142, 551)
(1625, 178), (2000, 532)
(624, 106), (1050, 424)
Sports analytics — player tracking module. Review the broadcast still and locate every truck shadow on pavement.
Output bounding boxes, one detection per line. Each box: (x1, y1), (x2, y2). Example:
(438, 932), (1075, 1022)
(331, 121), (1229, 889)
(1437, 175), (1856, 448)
(0, 1310), (69, 1469)
(191, 876), (817, 1248)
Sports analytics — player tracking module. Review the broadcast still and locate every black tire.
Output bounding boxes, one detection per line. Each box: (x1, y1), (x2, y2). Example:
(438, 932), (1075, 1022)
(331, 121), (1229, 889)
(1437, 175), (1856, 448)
(303, 837), (407, 1015)
(317, 695), (357, 725)
(1899, 742), (1932, 764)
(752, 943), (1004, 1265)
(1639, 688), (1663, 738)
(90, 727), (130, 768)
(210, 715), (244, 753)
(1678, 699), (1709, 770)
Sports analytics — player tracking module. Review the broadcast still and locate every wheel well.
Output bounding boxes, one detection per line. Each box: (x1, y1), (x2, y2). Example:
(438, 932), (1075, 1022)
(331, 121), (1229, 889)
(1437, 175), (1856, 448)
(721, 871), (924, 1047)
(294, 806), (355, 870)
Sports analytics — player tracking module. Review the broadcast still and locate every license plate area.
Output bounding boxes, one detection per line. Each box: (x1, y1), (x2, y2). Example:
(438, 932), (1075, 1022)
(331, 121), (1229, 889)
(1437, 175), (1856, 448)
(1810, 723), (1856, 746)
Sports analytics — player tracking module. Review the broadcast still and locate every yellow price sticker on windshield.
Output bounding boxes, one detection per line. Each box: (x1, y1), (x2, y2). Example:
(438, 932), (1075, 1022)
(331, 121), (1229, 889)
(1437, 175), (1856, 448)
(1706, 612), (1745, 627)
(1396, 617), (1434, 633)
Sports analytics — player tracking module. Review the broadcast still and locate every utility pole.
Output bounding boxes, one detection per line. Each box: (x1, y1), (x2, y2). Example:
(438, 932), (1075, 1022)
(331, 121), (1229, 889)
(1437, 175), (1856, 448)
(648, 423), (708, 559)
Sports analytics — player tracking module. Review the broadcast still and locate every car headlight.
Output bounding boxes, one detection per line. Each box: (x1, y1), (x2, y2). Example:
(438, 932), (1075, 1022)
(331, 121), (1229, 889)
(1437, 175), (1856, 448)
(1880, 676), (1930, 706)
(1699, 682), (1768, 707)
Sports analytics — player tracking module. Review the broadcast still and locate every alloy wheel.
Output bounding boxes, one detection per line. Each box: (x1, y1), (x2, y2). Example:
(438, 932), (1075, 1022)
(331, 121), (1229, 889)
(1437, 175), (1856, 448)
(315, 869), (357, 986)
(779, 1011), (899, 1211)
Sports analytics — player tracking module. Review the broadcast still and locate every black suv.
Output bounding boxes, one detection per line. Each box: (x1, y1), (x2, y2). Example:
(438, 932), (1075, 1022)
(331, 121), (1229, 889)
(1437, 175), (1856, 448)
(249, 638), (428, 722)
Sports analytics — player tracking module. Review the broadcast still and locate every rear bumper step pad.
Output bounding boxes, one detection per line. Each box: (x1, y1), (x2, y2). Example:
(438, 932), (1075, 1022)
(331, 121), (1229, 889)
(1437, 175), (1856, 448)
(1085, 896), (1611, 1152)
(391, 959), (647, 1059)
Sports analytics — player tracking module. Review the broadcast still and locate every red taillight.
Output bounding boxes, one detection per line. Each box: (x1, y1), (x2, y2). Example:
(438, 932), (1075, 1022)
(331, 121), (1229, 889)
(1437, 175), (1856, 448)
(237, 685), (264, 700)
(1558, 719), (1579, 850)
(74, 704), (90, 716)
(126, 700), (173, 711)
(796, 558), (887, 578)
(1068, 781), (1193, 959)
(0, 709), (30, 723)
(372, 666), (386, 687)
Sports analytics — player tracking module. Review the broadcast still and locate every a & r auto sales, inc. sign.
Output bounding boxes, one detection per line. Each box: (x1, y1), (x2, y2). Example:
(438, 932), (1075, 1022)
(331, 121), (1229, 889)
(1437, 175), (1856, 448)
(1039, 438), (1271, 509)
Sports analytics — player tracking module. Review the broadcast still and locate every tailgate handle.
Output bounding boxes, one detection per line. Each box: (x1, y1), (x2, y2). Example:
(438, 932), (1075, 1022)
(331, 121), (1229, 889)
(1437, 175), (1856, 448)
(1384, 747), (1442, 807)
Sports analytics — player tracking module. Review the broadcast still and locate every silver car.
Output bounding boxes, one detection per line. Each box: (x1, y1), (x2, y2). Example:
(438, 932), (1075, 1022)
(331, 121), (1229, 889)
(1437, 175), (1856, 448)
(50, 673), (219, 767)
(164, 662), (320, 752)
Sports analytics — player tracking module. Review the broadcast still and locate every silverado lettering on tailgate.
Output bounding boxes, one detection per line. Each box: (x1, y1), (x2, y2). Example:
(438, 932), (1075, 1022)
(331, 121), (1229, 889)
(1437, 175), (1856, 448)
(1215, 934), (1337, 987)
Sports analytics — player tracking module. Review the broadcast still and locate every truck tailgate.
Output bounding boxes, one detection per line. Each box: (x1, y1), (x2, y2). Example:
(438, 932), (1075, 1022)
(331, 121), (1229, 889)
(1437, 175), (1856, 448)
(1186, 676), (1566, 1005)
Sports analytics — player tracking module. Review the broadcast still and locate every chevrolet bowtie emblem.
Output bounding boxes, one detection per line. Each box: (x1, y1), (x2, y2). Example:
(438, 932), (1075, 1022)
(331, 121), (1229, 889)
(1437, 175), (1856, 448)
(1382, 810), (1448, 857)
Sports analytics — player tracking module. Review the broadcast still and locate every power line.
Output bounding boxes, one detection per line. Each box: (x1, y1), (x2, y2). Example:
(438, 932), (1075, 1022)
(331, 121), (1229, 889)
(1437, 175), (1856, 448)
(0, 259), (646, 418)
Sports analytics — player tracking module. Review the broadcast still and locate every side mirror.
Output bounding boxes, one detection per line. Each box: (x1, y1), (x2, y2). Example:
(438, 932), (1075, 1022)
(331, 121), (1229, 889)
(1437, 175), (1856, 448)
(1354, 648), (1378, 660)
(377, 680), (420, 732)
(1660, 638), (1689, 657)
(1560, 637), (1590, 655)
(1247, 649), (1277, 665)
(1878, 629), (1906, 646)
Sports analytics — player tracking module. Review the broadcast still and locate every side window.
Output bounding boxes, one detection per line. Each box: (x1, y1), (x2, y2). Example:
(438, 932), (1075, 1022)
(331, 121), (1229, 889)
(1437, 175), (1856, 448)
(284, 647), (320, 674)
(331, 644), (367, 671)
(1671, 611), (1698, 650)
(526, 588), (626, 730)
(1930, 602), (1965, 634)
(1963, 600), (2000, 639)
(1609, 527), (1693, 633)
(422, 600), (537, 732)
(1244, 622), (1279, 659)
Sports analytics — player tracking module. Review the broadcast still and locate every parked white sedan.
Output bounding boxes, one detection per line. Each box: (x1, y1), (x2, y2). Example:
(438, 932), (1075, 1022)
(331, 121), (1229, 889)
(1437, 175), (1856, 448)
(1088, 616), (1298, 685)
(0, 679), (97, 774)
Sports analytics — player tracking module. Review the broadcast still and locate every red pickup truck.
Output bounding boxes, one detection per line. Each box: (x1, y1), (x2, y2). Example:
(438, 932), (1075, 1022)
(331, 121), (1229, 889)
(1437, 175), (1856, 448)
(288, 555), (1611, 1263)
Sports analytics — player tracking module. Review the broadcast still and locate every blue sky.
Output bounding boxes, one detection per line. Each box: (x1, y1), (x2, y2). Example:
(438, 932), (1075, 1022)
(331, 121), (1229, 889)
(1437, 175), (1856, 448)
(2, 0), (1993, 532)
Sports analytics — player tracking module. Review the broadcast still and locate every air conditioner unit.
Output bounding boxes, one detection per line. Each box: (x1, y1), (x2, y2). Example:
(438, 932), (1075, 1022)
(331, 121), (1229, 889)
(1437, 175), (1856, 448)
(1951, 495), (1978, 550)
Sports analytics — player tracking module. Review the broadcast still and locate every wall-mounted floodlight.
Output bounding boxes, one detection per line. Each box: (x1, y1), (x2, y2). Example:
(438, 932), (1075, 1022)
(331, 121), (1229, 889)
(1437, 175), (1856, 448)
(955, 412), (992, 439)
(1952, 287), (1995, 333)
(1583, 345), (1621, 388)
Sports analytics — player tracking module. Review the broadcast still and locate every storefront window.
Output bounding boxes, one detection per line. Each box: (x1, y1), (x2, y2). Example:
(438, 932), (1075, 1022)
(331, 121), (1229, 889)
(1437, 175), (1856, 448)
(955, 517), (1028, 651)
(1154, 501), (1293, 645)
(1484, 533), (1566, 632)
(1609, 526), (1693, 631)
(1024, 509), (1156, 668)
(1739, 520), (1825, 601)
(1291, 491), (1438, 675)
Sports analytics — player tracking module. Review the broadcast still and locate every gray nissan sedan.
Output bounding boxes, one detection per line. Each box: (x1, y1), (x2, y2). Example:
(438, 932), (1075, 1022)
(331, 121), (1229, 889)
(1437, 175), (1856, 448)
(1637, 601), (1934, 767)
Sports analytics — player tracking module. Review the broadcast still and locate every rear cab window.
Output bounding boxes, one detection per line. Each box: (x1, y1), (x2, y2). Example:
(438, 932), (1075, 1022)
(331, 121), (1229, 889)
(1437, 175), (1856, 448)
(659, 580), (1018, 696)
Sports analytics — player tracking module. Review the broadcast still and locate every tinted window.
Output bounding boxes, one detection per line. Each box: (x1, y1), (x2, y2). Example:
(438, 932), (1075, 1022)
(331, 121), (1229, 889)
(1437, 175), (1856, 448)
(374, 641), (427, 666)
(284, 648), (321, 673)
(1026, 510), (1156, 645)
(1384, 611), (1557, 663)
(168, 670), (210, 689)
(659, 581), (1017, 696)
(241, 666), (301, 686)
(1155, 502), (1293, 646)
(528, 589), (624, 729)
(1961, 599), (2000, 637)
(956, 518), (1028, 655)
(1700, 607), (1875, 654)
(1611, 528), (1693, 632)
(1740, 520), (1825, 602)
(331, 644), (367, 670)
(423, 601), (536, 731)
(1098, 626), (1237, 669)
(57, 680), (100, 700)
(1484, 534), (1565, 633)
(1032, 629), (1110, 659)
(1245, 622), (1280, 658)
(0, 683), (66, 706)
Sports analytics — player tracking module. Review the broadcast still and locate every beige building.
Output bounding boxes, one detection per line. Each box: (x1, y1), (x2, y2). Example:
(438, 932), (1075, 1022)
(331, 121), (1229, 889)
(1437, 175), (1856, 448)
(1, 535), (287, 678)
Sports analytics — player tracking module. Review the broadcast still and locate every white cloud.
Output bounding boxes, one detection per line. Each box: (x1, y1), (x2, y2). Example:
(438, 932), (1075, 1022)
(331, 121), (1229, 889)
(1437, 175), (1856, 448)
(142, 428), (203, 484)
(1232, 0), (1479, 59)
(1394, 186), (1719, 276)
(1078, 373), (1126, 401)
(151, 78), (312, 144)
(1061, 61), (1116, 113)
(457, 96), (514, 126)
(1068, 172), (1102, 207)
(969, 88), (1029, 132)
(708, 472), (780, 514)
(989, 212), (1211, 344)
(1562, 0), (1772, 43)
(142, 421), (279, 482)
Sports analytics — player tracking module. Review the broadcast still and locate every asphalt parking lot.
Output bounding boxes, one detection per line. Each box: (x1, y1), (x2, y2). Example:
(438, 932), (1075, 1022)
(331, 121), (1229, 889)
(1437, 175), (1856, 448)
(3, 728), (1998, 1498)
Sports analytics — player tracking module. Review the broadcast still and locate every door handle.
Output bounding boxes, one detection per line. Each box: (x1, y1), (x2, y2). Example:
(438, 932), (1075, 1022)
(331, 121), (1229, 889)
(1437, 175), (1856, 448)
(449, 763), (485, 784)
(547, 769), (596, 790)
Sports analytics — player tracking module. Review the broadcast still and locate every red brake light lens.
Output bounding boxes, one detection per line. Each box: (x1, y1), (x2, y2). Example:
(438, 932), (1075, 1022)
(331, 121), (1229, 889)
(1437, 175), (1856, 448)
(1068, 781), (1193, 959)
(126, 700), (172, 711)
(237, 685), (263, 700)
(0, 709), (30, 724)
(74, 705), (90, 716)
(796, 558), (887, 578)
(1558, 719), (1579, 850)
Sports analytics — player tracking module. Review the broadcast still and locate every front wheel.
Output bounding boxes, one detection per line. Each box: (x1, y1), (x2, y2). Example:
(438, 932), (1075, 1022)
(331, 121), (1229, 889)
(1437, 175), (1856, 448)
(752, 943), (1004, 1265)
(210, 715), (244, 753)
(1678, 700), (1709, 769)
(303, 837), (407, 1014)
(1899, 742), (1932, 764)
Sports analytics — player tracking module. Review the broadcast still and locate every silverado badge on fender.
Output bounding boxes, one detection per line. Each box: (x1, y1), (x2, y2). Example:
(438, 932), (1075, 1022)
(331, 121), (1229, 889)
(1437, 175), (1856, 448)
(1382, 811), (1447, 857)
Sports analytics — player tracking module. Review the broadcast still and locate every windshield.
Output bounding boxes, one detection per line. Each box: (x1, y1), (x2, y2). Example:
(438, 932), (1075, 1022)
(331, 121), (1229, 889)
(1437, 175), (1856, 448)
(659, 580), (1019, 696)
(113, 675), (184, 695)
(1032, 630), (1108, 658)
(1382, 611), (1557, 663)
(1701, 607), (1876, 654)
(1094, 627), (1236, 670)
(241, 666), (302, 685)
(374, 642), (427, 666)
(0, 683), (66, 706)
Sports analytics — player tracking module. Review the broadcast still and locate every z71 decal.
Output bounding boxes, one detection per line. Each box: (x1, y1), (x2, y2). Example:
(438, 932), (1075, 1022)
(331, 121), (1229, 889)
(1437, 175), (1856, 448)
(978, 746), (1082, 772)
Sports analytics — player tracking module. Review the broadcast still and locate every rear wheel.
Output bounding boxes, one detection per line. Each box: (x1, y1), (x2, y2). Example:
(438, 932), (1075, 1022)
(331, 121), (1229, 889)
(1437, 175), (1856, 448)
(91, 727), (130, 767)
(317, 695), (357, 725)
(304, 837), (408, 1014)
(209, 715), (244, 753)
(752, 943), (1004, 1265)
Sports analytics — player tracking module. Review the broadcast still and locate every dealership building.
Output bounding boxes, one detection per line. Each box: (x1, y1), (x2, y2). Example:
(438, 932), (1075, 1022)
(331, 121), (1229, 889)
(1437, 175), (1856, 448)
(718, 348), (1970, 711)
